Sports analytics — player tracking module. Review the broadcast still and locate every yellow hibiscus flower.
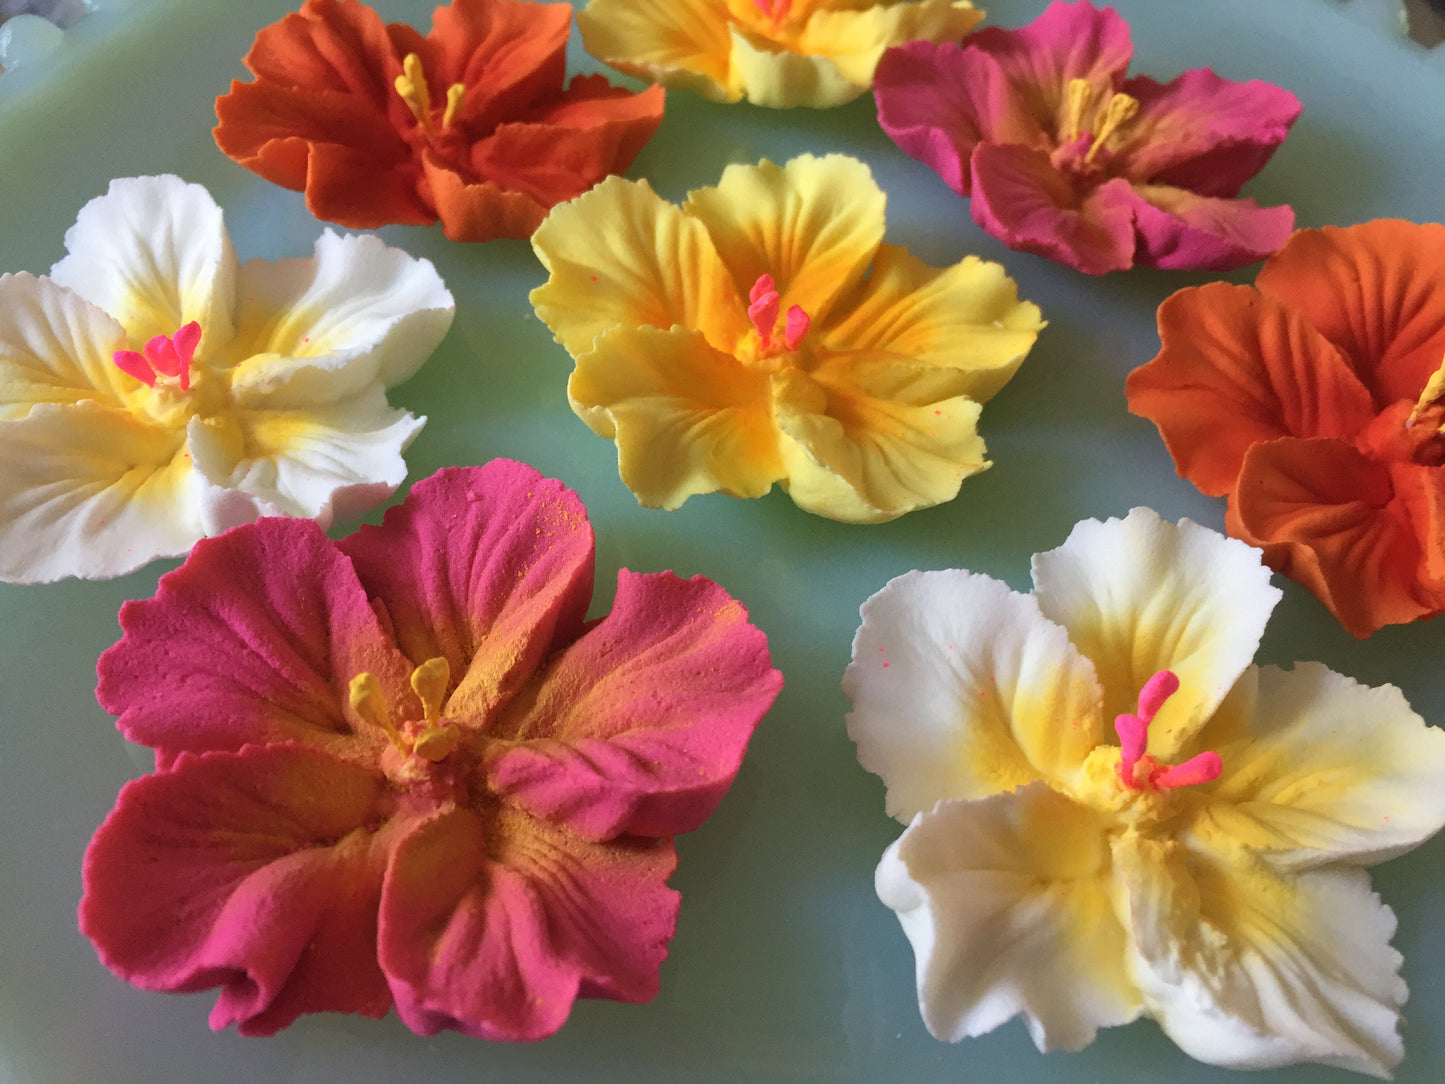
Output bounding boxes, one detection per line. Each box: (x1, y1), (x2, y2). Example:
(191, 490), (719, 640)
(530, 154), (1042, 523)
(578, 0), (983, 108)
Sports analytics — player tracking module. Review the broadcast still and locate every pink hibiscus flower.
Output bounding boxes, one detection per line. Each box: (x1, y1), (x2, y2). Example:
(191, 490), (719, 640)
(873, 0), (1301, 274)
(80, 460), (781, 1039)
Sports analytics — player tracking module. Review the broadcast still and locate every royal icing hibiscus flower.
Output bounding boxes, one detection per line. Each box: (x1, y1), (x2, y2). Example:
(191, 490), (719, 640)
(81, 460), (781, 1039)
(0, 174), (452, 584)
(213, 0), (665, 241)
(1127, 220), (1445, 638)
(846, 508), (1445, 1076)
(873, 0), (1301, 274)
(578, 0), (981, 108)
(530, 154), (1043, 523)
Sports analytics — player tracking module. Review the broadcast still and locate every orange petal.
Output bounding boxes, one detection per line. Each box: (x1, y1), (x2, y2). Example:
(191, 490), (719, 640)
(1126, 283), (1375, 497)
(421, 153), (547, 242)
(1255, 220), (1445, 405)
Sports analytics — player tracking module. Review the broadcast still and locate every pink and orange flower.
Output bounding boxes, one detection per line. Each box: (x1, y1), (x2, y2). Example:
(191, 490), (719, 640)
(214, 0), (665, 241)
(873, 0), (1300, 274)
(80, 460), (781, 1038)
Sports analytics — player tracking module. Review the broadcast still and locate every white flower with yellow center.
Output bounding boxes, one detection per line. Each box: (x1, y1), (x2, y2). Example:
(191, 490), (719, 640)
(0, 175), (454, 582)
(845, 507), (1445, 1077)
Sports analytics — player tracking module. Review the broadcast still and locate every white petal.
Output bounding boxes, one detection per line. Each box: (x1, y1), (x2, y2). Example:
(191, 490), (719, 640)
(0, 272), (130, 416)
(1116, 832), (1405, 1077)
(845, 569), (1104, 822)
(187, 387), (423, 530)
(49, 175), (237, 349)
(878, 783), (1140, 1051)
(226, 230), (453, 406)
(0, 401), (199, 582)
(1194, 662), (1445, 869)
(1031, 508), (1281, 762)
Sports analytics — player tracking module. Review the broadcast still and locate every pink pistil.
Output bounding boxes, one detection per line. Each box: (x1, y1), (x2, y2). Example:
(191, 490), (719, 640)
(113, 321), (202, 391)
(747, 273), (810, 353)
(784, 305), (810, 351)
(752, 0), (791, 20)
(1114, 669), (1220, 792)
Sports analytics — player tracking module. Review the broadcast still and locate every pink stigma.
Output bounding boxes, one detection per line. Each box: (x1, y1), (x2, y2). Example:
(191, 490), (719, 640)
(113, 321), (201, 390)
(746, 274), (810, 352)
(1114, 669), (1219, 792)
(752, 0), (791, 19)
(784, 305), (810, 350)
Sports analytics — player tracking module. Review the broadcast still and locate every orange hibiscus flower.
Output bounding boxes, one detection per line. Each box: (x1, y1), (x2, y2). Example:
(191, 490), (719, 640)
(1126, 220), (1445, 638)
(214, 0), (665, 241)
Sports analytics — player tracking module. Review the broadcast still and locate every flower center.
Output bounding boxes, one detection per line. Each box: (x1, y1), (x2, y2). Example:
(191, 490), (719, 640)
(1060, 77), (1139, 165)
(1114, 669), (1222, 792)
(112, 321), (201, 391)
(747, 273), (810, 356)
(348, 655), (462, 765)
(751, 0), (791, 21)
(394, 53), (466, 138)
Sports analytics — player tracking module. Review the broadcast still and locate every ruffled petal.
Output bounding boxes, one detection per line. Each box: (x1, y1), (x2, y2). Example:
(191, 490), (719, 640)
(876, 783), (1139, 1050)
(969, 145), (1136, 275)
(791, 1), (982, 89)
(822, 244), (1043, 403)
(531, 174), (749, 358)
(227, 230), (454, 401)
(1030, 508), (1281, 762)
(483, 570), (778, 838)
(682, 154), (884, 326)
(49, 175), (238, 349)
(567, 325), (781, 509)
(379, 804), (679, 1040)
(1127, 185), (1294, 272)
(1125, 282), (1376, 497)
(726, 25), (861, 108)
(96, 514), (408, 757)
(1116, 833), (1406, 1077)
(80, 745), (394, 1037)
(0, 272), (131, 415)
(1254, 220), (1445, 405)
(422, 0), (570, 128)
(1192, 662), (1445, 869)
(1227, 436), (1429, 637)
(845, 569), (1104, 821)
(336, 462), (595, 724)
(0, 400), (197, 583)
(578, 0), (739, 104)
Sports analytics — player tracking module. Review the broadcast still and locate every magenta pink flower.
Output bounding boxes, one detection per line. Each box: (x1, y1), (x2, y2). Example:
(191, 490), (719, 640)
(80, 460), (781, 1039)
(873, 0), (1301, 274)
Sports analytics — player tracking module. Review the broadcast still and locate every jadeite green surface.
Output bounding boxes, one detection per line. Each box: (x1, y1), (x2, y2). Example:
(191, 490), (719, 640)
(1, 1), (1443, 1081)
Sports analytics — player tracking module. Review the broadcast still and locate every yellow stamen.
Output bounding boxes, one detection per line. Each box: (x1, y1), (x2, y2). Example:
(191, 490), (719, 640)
(394, 53), (433, 130)
(1086, 91), (1139, 163)
(442, 83), (466, 128)
(409, 656), (450, 726)
(413, 726), (463, 763)
(349, 672), (407, 754)
(1063, 78), (1095, 143)
(1408, 360), (1445, 430)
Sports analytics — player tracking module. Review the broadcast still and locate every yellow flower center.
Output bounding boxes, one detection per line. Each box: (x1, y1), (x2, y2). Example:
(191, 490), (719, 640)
(1061, 77), (1139, 164)
(348, 655), (462, 765)
(746, 273), (810, 362)
(394, 53), (466, 136)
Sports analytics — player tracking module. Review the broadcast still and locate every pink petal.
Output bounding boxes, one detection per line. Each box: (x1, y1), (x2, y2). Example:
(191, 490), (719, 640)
(1127, 185), (1295, 271)
(484, 571), (782, 839)
(969, 144), (1136, 274)
(1120, 70), (1301, 197)
(379, 805), (679, 1040)
(80, 745), (394, 1035)
(337, 461), (594, 721)
(96, 517), (410, 759)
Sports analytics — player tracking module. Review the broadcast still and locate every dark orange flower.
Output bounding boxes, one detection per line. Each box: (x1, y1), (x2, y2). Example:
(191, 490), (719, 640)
(214, 0), (665, 241)
(1126, 220), (1445, 638)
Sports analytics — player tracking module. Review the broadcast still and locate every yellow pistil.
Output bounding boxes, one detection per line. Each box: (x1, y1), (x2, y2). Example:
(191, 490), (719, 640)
(1063, 77), (1095, 143)
(443, 83), (466, 129)
(349, 671), (408, 755)
(394, 52), (466, 135)
(1408, 359), (1445, 433)
(1085, 91), (1139, 163)
(348, 656), (460, 763)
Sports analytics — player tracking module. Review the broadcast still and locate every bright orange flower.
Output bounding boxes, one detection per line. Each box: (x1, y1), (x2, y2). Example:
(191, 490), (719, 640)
(1126, 220), (1445, 637)
(214, 0), (665, 241)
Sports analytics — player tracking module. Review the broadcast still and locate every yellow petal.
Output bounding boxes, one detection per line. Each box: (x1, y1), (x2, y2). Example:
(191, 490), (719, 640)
(794, 0), (982, 86)
(532, 176), (750, 359)
(727, 26), (863, 107)
(0, 272), (132, 416)
(579, 0), (740, 102)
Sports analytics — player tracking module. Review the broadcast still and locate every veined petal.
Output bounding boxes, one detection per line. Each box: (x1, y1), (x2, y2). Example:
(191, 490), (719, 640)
(772, 362), (989, 523)
(791, 0), (982, 89)
(422, 0), (570, 130)
(1127, 186), (1295, 273)
(569, 325), (782, 509)
(823, 245), (1043, 403)
(845, 569), (1104, 821)
(578, 0), (739, 103)
(379, 804), (679, 1040)
(95, 514), (408, 758)
(1255, 220), (1445, 406)
(683, 154), (884, 326)
(1191, 662), (1445, 869)
(0, 272), (131, 415)
(336, 461), (596, 726)
(227, 230), (453, 402)
(1031, 509), (1281, 763)
(0, 400), (198, 583)
(727, 26), (862, 108)
(49, 175), (237, 350)
(80, 746), (394, 1037)
(531, 175), (749, 358)
(1116, 833), (1406, 1077)
(1125, 283), (1375, 498)
(484, 570), (779, 839)
(877, 784), (1139, 1050)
